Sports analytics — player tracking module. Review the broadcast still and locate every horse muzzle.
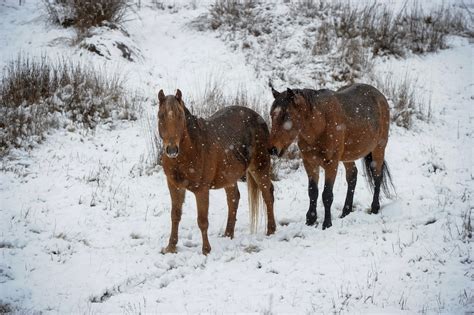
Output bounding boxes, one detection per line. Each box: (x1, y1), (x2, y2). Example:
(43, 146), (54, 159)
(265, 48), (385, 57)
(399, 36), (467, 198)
(165, 145), (179, 158)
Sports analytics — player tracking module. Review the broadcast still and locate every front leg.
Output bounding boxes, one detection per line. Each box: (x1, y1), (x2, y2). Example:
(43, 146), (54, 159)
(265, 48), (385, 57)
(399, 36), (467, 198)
(194, 189), (211, 255)
(322, 161), (338, 230)
(162, 180), (186, 254)
(302, 158), (320, 226)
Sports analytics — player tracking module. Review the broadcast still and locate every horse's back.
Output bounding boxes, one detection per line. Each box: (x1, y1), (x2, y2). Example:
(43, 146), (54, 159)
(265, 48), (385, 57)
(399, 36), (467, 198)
(335, 83), (389, 130)
(209, 105), (263, 121)
(206, 106), (269, 163)
(208, 106), (268, 135)
(336, 83), (389, 112)
(338, 83), (386, 98)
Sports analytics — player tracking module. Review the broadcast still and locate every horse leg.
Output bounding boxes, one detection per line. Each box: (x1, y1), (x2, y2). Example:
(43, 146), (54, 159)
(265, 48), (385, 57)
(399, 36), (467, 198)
(194, 189), (211, 255)
(370, 148), (385, 214)
(341, 161), (357, 218)
(224, 184), (240, 238)
(162, 180), (186, 254)
(303, 159), (320, 226)
(322, 162), (338, 230)
(249, 170), (276, 235)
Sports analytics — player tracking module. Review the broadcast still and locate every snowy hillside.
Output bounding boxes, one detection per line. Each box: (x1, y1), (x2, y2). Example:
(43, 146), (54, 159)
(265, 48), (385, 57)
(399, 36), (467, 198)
(0, 0), (472, 313)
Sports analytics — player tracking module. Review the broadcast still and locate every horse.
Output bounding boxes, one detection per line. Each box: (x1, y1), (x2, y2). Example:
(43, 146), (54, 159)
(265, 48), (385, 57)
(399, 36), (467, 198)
(268, 83), (394, 229)
(158, 89), (276, 255)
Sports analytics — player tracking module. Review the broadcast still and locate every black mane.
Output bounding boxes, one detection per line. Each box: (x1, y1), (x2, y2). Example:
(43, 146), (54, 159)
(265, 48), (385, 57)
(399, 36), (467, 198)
(183, 105), (202, 144)
(294, 88), (332, 108)
(272, 88), (332, 111)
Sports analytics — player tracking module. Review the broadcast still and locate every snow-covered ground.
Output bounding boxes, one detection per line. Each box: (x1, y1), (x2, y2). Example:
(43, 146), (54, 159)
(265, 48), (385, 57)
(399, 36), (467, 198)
(0, 1), (472, 313)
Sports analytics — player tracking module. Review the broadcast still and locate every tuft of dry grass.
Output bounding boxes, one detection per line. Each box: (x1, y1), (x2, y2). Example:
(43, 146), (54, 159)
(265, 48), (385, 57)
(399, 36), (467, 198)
(312, 22), (331, 55)
(43, 0), (129, 35)
(209, 0), (257, 30)
(373, 74), (426, 129)
(462, 207), (472, 240)
(330, 38), (373, 83)
(142, 109), (162, 168)
(0, 54), (136, 156)
(316, 1), (469, 57)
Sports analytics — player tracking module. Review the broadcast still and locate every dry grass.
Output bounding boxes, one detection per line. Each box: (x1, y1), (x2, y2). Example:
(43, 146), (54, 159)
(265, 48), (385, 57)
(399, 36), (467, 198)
(0, 54), (136, 156)
(293, 0), (329, 19)
(330, 38), (373, 83)
(312, 22), (331, 55)
(43, 0), (129, 35)
(462, 207), (472, 240)
(373, 74), (426, 129)
(306, 1), (470, 57)
(209, 0), (257, 30)
(204, 0), (273, 37)
(142, 109), (161, 168)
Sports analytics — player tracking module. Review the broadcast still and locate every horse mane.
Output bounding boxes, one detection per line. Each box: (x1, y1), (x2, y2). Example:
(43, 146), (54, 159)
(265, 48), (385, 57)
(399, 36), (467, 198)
(294, 88), (332, 109)
(183, 105), (202, 144)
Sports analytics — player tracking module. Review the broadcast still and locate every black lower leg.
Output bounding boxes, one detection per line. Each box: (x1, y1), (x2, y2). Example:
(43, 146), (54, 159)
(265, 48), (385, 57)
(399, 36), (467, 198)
(306, 179), (318, 226)
(322, 182), (333, 229)
(371, 174), (382, 214)
(342, 168), (357, 217)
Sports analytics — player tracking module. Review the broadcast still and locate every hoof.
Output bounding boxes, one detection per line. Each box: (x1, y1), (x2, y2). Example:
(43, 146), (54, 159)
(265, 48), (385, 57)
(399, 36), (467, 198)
(371, 203), (380, 214)
(322, 220), (332, 230)
(266, 227), (276, 236)
(306, 211), (317, 226)
(266, 222), (276, 235)
(306, 218), (317, 226)
(224, 231), (234, 239)
(340, 205), (352, 218)
(340, 211), (351, 219)
(161, 245), (177, 254)
(202, 246), (211, 255)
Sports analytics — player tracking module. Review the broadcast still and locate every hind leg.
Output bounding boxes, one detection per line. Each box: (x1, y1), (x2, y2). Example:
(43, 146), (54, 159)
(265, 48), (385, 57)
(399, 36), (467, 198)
(341, 161), (357, 218)
(322, 161), (338, 229)
(370, 147), (386, 214)
(224, 184), (240, 238)
(302, 158), (320, 226)
(249, 169), (276, 235)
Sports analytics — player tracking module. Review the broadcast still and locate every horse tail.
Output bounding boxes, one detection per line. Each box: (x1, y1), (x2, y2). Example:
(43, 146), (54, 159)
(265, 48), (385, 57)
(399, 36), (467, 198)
(363, 153), (395, 198)
(247, 171), (262, 233)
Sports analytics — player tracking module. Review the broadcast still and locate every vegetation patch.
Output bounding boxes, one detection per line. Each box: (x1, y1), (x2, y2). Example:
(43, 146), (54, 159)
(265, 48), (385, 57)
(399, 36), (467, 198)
(0, 54), (137, 156)
(43, 0), (129, 34)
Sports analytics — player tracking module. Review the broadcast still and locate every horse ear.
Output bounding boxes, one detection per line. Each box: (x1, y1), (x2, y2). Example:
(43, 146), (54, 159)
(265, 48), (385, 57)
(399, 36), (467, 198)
(158, 89), (166, 104)
(287, 88), (295, 99)
(175, 89), (182, 102)
(269, 80), (280, 99)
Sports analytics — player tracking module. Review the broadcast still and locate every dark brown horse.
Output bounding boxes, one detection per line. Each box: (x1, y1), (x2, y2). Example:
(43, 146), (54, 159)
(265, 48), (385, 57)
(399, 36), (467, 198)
(268, 83), (394, 229)
(158, 89), (276, 255)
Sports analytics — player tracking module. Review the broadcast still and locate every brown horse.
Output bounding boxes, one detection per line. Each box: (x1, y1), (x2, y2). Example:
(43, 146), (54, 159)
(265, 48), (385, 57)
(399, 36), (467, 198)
(158, 89), (276, 255)
(268, 83), (394, 229)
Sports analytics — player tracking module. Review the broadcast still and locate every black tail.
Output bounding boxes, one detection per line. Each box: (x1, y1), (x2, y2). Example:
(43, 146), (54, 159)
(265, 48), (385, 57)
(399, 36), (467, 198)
(363, 153), (395, 199)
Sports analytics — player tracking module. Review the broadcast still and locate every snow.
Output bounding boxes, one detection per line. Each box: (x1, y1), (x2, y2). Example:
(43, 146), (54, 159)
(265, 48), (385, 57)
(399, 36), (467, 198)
(1, 0), (472, 313)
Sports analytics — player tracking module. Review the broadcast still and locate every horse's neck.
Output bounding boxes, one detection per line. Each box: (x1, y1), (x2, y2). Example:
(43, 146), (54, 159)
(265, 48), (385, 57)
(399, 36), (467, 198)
(298, 105), (326, 143)
(179, 110), (206, 159)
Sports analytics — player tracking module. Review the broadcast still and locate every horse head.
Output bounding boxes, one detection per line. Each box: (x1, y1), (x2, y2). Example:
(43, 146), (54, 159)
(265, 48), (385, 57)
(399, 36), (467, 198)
(268, 84), (306, 157)
(158, 89), (186, 159)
